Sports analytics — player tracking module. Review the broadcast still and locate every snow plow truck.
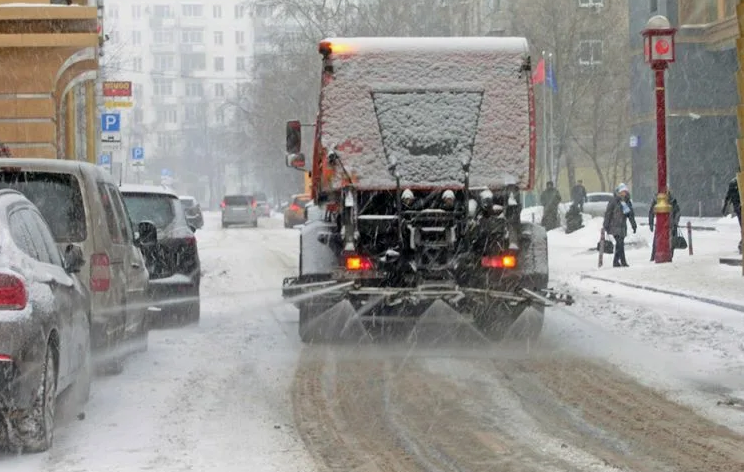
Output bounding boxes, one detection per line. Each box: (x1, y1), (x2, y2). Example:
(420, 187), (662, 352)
(282, 37), (572, 343)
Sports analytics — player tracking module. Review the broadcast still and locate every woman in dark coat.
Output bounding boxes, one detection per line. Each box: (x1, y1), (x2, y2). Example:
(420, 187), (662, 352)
(603, 183), (637, 267)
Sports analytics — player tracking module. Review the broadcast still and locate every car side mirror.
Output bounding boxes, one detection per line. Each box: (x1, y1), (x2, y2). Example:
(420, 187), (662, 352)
(286, 152), (305, 169)
(138, 221), (158, 246)
(63, 244), (85, 273)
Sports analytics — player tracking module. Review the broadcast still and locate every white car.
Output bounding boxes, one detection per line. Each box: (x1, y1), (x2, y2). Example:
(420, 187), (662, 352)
(582, 192), (614, 217)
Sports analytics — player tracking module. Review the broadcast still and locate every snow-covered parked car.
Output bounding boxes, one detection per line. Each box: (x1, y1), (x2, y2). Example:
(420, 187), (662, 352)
(0, 189), (91, 453)
(582, 192), (614, 217)
(120, 185), (201, 327)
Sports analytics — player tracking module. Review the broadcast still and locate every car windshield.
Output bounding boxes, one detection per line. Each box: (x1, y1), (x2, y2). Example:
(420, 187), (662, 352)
(122, 193), (176, 230)
(294, 196), (311, 206)
(224, 195), (252, 206)
(0, 170), (87, 242)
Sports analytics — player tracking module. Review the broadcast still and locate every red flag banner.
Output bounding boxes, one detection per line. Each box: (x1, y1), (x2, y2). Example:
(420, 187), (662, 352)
(532, 59), (545, 85)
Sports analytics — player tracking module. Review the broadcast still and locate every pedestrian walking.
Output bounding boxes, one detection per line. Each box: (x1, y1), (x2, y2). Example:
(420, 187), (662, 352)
(571, 180), (587, 212)
(722, 176), (742, 253)
(540, 181), (562, 231)
(649, 191), (681, 261)
(603, 183), (637, 267)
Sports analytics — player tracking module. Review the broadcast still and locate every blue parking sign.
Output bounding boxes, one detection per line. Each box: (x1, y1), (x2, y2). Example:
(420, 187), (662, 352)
(132, 147), (144, 161)
(98, 154), (111, 166)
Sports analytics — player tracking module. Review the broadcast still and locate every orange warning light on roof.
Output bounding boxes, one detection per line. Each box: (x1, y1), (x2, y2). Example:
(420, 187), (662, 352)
(319, 41), (355, 56)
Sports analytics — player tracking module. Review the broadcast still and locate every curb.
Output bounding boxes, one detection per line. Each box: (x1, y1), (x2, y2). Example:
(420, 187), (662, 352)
(580, 274), (744, 313)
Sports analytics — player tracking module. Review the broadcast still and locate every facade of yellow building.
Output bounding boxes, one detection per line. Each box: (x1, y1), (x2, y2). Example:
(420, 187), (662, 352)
(0, 0), (99, 161)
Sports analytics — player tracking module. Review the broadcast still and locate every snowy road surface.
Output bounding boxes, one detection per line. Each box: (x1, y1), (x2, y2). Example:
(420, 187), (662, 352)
(3, 211), (744, 471)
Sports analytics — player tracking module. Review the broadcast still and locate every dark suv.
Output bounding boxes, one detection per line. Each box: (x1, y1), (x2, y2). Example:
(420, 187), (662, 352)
(120, 185), (201, 326)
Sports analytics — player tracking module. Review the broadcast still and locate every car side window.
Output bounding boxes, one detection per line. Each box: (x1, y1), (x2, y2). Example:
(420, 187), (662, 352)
(98, 182), (125, 244)
(106, 184), (133, 243)
(25, 209), (63, 267)
(19, 210), (55, 264)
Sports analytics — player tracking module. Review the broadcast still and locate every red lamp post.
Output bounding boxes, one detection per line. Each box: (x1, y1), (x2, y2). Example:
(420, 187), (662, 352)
(642, 15), (677, 264)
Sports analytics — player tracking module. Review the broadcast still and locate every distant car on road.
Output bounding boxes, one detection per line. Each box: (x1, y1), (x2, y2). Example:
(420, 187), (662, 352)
(284, 193), (312, 228)
(254, 192), (272, 218)
(220, 194), (259, 228)
(179, 195), (204, 230)
(0, 189), (91, 453)
(120, 185), (201, 326)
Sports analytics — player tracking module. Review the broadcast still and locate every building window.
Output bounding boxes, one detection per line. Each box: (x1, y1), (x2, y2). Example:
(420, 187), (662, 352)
(153, 79), (174, 96)
(214, 31), (223, 45)
(153, 5), (174, 19)
(181, 29), (204, 44)
(132, 31), (142, 45)
(132, 5), (141, 18)
(215, 108), (225, 124)
(157, 107), (178, 124)
(182, 53), (206, 71)
(214, 57), (224, 71)
(214, 83), (225, 97)
(578, 38), (603, 65)
(678, 0), (730, 25)
(153, 29), (174, 44)
(182, 4), (204, 17)
(153, 54), (175, 71)
(132, 57), (143, 72)
(107, 5), (119, 18)
(578, 0), (604, 6)
(213, 5), (222, 18)
(236, 57), (246, 71)
(185, 81), (204, 97)
(235, 31), (245, 44)
(185, 104), (201, 122)
(235, 4), (245, 18)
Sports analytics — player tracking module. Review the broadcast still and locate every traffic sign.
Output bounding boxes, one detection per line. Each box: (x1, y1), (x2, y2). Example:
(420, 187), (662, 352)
(98, 154), (111, 165)
(100, 113), (121, 132)
(132, 147), (144, 168)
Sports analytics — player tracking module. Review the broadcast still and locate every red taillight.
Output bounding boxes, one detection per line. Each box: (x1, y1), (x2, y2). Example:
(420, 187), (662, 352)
(90, 253), (111, 292)
(345, 255), (373, 271)
(289, 204), (300, 211)
(251, 200), (257, 208)
(481, 254), (517, 269)
(0, 354), (13, 362)
(0, 274), (26, 310)
(184, 236), (196, 246)
(220, 200), (226, 209)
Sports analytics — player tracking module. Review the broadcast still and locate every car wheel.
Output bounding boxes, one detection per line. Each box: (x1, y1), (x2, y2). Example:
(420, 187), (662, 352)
(13, 342), (58, 453)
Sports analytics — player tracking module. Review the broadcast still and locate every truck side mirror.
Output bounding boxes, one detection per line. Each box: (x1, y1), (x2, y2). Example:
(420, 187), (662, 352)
(286, 120), (301, 155)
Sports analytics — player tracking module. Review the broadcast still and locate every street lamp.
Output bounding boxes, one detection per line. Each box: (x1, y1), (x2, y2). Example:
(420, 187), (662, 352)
(642, 15), (677, 264)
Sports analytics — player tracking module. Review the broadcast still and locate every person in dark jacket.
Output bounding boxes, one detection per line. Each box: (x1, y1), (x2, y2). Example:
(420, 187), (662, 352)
(649, 191), (681, 261)
(722, 177), (742, 253)
(603, 183), (637, 267)
(571, 180), (588, 212)
(540, 181), (562, 231)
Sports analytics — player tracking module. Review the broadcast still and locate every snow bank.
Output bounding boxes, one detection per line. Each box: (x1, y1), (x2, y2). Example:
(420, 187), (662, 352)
(320, 38), (531, 190)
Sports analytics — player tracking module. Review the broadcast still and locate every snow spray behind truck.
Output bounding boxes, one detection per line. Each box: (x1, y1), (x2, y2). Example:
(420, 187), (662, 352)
(282, 37), (572, 343)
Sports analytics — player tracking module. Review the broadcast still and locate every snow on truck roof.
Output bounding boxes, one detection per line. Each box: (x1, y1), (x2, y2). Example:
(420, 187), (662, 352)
(318, 37), (533, 191)
(320, 37), (529, 55)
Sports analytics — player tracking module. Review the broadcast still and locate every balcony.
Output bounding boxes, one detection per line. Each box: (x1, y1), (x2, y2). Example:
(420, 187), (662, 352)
(150, 42), (177, 54)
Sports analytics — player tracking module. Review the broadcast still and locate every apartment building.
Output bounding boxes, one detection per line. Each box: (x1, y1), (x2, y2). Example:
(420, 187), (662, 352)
(629, 0), (739, 215)
(101, 1), (253, 202)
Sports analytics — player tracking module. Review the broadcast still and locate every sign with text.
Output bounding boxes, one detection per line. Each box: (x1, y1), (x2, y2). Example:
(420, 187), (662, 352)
(103, 81), (132, 97)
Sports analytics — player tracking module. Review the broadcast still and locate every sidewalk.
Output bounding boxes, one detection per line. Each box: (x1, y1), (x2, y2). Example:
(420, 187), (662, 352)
(543, 212), (743, 307)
